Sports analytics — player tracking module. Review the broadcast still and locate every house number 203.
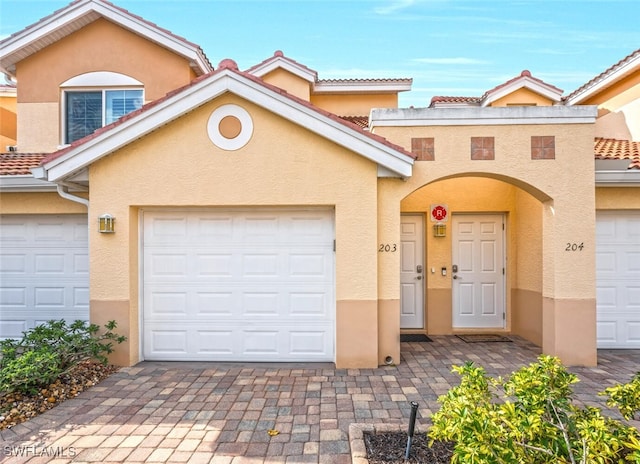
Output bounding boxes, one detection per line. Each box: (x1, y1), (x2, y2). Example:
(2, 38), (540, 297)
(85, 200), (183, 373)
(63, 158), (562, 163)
(378, 244), (397, 252)
(565, 242), (585, 251)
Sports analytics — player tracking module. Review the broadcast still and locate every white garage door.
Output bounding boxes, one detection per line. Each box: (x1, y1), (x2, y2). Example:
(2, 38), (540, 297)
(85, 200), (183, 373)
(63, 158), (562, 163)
(596, 211), (640, 348)
(142, 209), (335, 361)
(0, 215), (89, 340)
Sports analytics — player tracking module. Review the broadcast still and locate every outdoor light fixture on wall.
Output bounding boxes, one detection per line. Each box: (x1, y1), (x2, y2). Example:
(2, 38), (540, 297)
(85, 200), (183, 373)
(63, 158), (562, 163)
(433, 223), (446, 237)
(98, 214), (115, 233)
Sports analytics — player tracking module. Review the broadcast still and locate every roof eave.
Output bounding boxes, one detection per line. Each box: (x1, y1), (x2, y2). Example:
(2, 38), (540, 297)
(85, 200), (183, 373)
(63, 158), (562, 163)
(313, 80), (412, 95)
(481, 78), (563, 107)
(41, 68), (414, 182)
(565, 51), (640, 106)
(0, 175), (58, 192)
(370, 106), (597, 127)
(0, 0), (213, 77)
(248, 58), (317, 83)
(595, 170), (640, 186)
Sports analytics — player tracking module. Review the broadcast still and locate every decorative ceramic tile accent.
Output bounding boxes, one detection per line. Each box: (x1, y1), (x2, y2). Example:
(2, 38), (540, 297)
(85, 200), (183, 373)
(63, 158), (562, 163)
(531, 136), (555, 159)
(470, 136), (495, 160)
(411, 137), (435, 161)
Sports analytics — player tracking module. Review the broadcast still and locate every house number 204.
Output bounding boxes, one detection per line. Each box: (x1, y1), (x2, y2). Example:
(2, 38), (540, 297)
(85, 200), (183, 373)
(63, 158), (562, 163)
(565, 242), (584, 251)
(378, 244), (397, 252)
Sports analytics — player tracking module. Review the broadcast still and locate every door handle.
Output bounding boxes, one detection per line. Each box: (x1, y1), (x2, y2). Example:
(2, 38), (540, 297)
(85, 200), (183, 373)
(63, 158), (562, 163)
(453, 275), (459, 279)
(416, 275), (422, 280)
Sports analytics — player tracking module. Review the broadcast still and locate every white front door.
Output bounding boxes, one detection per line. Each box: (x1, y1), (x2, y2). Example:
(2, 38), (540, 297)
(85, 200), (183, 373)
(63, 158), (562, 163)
(596, 211), (640, 348)
(400, 215), (424, 329)
(452, 214), (505, 328)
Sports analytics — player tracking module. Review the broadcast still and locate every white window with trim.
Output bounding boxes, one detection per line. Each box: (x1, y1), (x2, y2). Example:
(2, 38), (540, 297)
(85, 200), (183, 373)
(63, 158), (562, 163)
(61, 72), (144, 144)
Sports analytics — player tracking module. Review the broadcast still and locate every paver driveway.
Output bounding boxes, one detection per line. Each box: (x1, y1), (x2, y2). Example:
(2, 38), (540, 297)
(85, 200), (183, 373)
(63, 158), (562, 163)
(2, 336), (639, 463)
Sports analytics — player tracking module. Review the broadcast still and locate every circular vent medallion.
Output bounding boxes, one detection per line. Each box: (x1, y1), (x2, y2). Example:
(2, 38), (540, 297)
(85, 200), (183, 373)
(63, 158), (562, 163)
(207, 104), (253, 150)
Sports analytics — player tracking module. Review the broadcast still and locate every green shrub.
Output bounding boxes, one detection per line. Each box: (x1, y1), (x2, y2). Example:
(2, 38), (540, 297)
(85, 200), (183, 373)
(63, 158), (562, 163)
(429, 355), (640, 463)
(0, 320), (126, 394)
(602, 372), (640, 421)
(0, 348), (61, 394)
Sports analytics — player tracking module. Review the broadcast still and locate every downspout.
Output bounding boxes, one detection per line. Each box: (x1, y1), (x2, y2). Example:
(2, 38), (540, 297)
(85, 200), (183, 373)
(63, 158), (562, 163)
(56, 184), (89, 208)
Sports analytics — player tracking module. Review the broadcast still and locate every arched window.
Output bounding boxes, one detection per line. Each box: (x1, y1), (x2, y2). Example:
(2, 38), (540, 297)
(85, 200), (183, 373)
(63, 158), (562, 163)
(61, 72), (143, 144)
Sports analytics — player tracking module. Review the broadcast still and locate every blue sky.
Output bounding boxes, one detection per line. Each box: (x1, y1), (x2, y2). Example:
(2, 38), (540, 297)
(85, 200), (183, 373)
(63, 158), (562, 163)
(1, 0), (639, 107)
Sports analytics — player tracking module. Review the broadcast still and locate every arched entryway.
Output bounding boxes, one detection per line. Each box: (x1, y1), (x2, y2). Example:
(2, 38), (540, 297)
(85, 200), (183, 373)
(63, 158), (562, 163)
(399, 173), (552, 348)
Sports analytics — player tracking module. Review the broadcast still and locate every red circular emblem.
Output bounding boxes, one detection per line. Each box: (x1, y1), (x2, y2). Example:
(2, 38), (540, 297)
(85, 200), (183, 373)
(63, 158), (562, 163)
(432, 205), (447, 221)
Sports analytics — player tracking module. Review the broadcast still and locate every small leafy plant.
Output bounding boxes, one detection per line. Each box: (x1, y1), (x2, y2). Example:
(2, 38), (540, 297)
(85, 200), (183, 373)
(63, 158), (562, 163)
(0, 320), (126, 394)
(429, 355), (640, 463)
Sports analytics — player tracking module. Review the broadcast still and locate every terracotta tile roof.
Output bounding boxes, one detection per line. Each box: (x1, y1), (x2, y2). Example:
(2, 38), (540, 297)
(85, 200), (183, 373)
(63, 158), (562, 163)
(40, 58), (416, 167)
(595, 138), (640, 169)
(0, 0), (212, 75)
(245, 50), (317, 79)
(430, 96), (481, 106)
(565, 48), (640, 102)
(0, 153), (47, 175)
(431, 71), (563, 107)
(339, 115), (369, 129)
(317, 78), (413, 85)
(480, 70), (563, 101)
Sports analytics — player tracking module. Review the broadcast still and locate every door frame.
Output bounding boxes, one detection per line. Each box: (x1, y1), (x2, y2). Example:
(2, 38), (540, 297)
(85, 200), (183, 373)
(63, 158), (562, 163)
(451, 212), (506, 329)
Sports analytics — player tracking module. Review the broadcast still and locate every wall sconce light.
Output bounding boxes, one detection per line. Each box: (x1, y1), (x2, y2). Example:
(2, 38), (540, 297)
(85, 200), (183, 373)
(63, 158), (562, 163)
(98, 214), (115, 233)
(433, 223), (446, 237)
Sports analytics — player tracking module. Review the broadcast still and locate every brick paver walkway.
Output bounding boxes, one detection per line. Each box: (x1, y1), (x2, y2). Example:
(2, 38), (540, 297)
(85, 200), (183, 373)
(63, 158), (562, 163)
(2, 336), (639, 463)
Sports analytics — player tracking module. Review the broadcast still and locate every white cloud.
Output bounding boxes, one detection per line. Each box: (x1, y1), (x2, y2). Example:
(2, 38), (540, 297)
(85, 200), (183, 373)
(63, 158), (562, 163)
(412, 57), (490, 65)
(374, 0), (417, 15)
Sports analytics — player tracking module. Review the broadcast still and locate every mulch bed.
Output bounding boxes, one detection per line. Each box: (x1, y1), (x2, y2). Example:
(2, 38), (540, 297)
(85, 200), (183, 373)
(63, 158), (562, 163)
(0, 361), (119, 430)
(365, 431), (454, 463)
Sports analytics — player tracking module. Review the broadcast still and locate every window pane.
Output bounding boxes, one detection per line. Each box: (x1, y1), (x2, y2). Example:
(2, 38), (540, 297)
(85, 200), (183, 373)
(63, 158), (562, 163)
(66, 92), (102, 144)
(106, 90), (143, 124)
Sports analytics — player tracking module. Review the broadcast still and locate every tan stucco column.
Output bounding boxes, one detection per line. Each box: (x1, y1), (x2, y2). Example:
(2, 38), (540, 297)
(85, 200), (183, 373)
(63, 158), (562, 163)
(376, 179), (403, 366)
(541, 198), (597, 366)
(88, 200), (137, 367)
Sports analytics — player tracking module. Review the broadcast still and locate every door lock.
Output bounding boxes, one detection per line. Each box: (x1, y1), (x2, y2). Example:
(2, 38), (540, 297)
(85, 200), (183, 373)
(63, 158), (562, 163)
(416, 265), (423, 273)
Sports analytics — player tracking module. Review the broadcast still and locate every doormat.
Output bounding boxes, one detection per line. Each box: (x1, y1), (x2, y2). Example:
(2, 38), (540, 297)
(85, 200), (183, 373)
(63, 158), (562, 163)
(456, 334), (512, 343)
(400, 334), (433, 343)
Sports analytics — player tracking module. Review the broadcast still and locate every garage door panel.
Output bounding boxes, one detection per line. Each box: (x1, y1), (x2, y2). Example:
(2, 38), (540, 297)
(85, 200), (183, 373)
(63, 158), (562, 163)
(196, 330), (235, 355)
(597, 211), (640, 348)
(629, 322), (640, 343)
(0, 320), (28, 339)
(597, 321), (617, 344)
(0, 216), (89, 340)
(148, 329), (189, 354)
(143, 209), (335, 361)
(145, 325), (333, 361)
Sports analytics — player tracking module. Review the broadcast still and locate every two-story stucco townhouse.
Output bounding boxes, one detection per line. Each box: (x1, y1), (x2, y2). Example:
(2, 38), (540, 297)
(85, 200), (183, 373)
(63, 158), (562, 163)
(0, 0), (638, 368)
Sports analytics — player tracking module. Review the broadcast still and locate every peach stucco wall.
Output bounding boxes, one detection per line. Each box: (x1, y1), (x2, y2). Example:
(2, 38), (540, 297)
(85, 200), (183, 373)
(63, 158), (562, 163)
(16, 18), (196, 152)
(312, 94), (398, 117)
(87, 93), (381, 367)
(0, 94), (17, 146)
(596, 187), (640, 209)
(0, 192), (87, 214)
(260, 68), (311, 101)
(587, 70), (640, 140)
(490, 88), (555, 107)
(374, 121), (597, 365)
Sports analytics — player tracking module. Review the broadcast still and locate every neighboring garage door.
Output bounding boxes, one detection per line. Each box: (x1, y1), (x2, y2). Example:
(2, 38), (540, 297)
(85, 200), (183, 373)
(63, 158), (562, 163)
(143, 209), (335, 361)
(596, 211), (640, 348)
(0, 215), (89, 340)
